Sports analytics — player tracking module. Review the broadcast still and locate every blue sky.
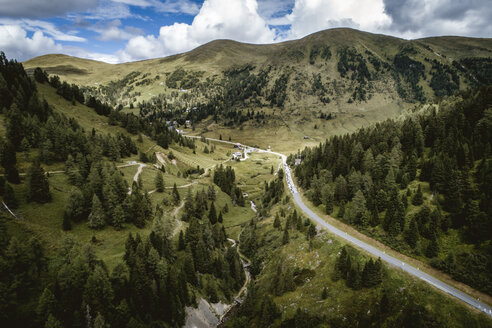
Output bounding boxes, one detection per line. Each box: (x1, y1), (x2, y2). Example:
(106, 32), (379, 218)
(0, 0), (491, 63)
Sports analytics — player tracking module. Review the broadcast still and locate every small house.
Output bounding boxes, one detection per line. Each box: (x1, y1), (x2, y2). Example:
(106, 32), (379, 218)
(232, 152), (242, 160)
(185, 120), (191, 127)
(234, 143), (242, 149)
(294, 158), (302, 166)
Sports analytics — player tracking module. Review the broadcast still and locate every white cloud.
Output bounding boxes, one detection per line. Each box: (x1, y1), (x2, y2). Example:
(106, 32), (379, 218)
(383, 0), (492, 39)
(0, 24), (121, 63)
(257, 0), (294, 22)
(0, 0), (99, 18)
(83, 0), (133, 20)
(277, 0), (391, 39)
(90, 20), (143, 41)
(111, 0), (200, 15)
(111, 0), (151, 6)
(155, 0), (200, 15)
(121, 0), (275, 61)
(0, 18), (85, 42)
(0, 25), (62, 61)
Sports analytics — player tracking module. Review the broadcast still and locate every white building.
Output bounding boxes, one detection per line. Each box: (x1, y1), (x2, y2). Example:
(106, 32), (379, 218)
(232, 152), (242, 160)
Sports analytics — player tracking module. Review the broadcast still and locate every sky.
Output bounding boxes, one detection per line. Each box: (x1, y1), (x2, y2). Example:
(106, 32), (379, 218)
(0, 0), (491, 63)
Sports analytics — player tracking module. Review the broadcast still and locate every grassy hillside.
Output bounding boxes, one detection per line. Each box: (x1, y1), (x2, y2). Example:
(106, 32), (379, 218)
(2, 52), (492, 328)
(24, 28), (492, 153)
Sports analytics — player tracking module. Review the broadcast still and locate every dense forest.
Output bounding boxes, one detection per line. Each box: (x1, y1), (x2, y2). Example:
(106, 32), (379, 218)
(0, 53), (245, 327)
(293, 85), (492, 295)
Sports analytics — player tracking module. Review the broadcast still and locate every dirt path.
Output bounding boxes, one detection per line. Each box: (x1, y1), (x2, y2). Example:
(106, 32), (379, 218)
(165, 181), (197, 189)
(171, 200), (185, 237)
(133, 163), (147, 183)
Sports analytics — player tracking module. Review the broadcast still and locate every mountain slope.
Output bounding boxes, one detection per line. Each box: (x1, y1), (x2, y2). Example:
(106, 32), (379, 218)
(23, 28), (492, 153)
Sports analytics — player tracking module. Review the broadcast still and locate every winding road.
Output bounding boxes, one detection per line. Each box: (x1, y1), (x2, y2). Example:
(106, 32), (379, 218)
(183, 134), (492, 318)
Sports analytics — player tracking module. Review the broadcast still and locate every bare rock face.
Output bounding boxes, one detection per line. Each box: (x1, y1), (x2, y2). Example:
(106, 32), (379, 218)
(184, 299), (229, 328)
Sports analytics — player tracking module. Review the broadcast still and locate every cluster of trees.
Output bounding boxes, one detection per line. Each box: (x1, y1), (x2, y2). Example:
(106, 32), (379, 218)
(63, 161), (153, 230)
(309, 44), (332, 65)
(393, 53), (426, 102)
(0, 207), (245, 328)
(454, 57), (492, 86)
(294, 85), (492, 294)
(165, 68), (203, 89)
(267, 72), (290, 108)
(337, 47), (372, 102)
(333, 246), (383, 289)
(261, 168), (284, 206)
(213, 165), (245, 206)
(37, 68), (194, 151)
(428, 58), (460, 97)
(225, 216), (484, 328)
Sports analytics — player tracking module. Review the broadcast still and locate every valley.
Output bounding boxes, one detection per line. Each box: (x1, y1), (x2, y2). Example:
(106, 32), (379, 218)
(1, 27), (492, 328)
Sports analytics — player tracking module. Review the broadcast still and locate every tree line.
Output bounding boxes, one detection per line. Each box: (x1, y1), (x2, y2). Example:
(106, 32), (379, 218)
(293, 85), (492, 295)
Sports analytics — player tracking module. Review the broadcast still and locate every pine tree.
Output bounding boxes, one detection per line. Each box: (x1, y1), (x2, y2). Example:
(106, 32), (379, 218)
(3, 181), (17, 208)
(44, 314), (63, 328)
(273, 213), (281, 229)
(25, 160), (51, 203)
(412, 184), (424, 206)
(112, 205), (125, 230)
(307, 223), (316, 240)
(405, 218), (420, 248)
(349, 190), (367, 225)
(94, 313), (109, 328)
(155, 171), (164, 192)
(172, 183), (180, 205)
(83, 266), (114, 317)
(321, 287), (328, 299)
(218, 211), (223, 223)
(1, 139), (20, 184)
(208, 202), (217, 224)
(178, 231), (186, 250)
(88, 195), (106, 229)
(64, 187), (86, 222)
(282, 227), (289, 245)
(36, 288), (56, 324)
(426, 234), (439, 258)
(62, 214), (72, 231)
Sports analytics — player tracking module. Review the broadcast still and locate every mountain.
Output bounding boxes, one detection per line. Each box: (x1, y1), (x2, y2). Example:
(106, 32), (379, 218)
(24, 28), (492, 152)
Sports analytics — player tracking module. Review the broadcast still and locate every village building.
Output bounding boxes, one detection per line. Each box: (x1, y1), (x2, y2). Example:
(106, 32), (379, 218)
(232, 152), (242, 160)
(294, 158), (302, 166)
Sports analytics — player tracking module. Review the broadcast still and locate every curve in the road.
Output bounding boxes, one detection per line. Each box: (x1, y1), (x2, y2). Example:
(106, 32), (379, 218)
(183, 134), (492, 318)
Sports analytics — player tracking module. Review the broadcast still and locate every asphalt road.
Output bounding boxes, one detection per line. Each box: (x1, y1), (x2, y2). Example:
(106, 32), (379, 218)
(183, 135), (492, 317)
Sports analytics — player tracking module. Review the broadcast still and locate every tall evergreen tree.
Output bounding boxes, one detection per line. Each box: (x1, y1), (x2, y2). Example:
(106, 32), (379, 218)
(282, 226), (289, 245)
(88, 195), (105, 229)
(25, 160), (51, 203)
(405, 218), (420, 248)
(172, 183), (180, 205)
(208, 202), (217, 224)
(3, 181), (17, 209)
(412, 184), (424, 206)
(155, 171), (164, 192)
